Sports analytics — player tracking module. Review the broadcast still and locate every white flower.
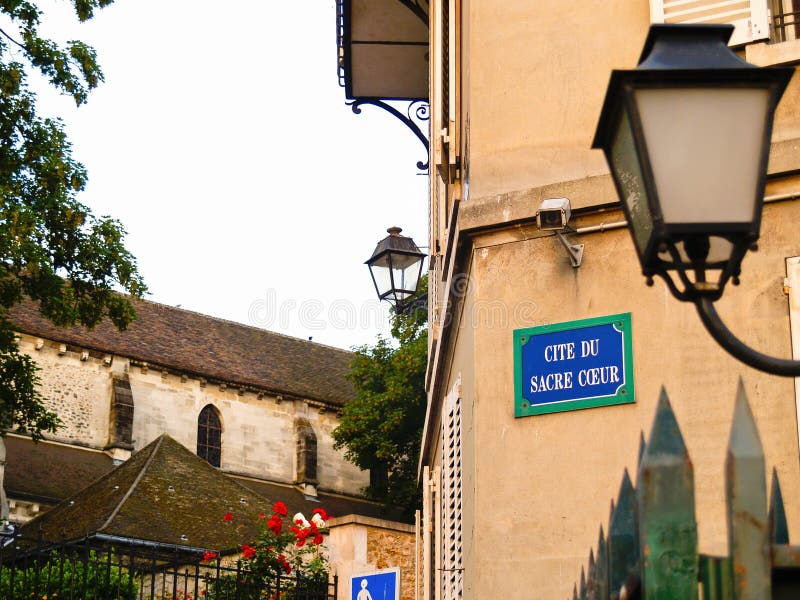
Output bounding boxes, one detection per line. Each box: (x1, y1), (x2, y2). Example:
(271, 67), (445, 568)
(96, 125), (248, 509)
(311, 513), (326, 528)
(293, 512), (310, 528)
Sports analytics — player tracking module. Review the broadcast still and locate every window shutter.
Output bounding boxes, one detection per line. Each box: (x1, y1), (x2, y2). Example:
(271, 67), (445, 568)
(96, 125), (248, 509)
(786, 257), (800, 449)
(440, 379), (463, 600)
(649, 0), (770, 46)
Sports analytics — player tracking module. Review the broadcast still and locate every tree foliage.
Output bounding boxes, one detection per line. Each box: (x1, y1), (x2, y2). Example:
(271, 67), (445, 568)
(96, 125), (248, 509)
(0, 0), (145, 439)
(333, 278), (427, 515)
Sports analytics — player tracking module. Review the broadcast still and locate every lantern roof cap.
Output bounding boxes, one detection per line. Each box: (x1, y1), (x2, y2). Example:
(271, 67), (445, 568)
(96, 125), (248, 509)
(366, 226), (424, 264)
(637, 24), (748, 70)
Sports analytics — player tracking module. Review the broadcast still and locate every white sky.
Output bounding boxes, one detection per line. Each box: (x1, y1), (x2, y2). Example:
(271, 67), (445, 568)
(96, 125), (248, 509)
(18, 0), (429, 350)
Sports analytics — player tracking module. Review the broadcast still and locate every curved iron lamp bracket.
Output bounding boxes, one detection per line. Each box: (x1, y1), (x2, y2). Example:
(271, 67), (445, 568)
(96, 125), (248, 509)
(696, 298), (800, 376)
(396, 291), (428, 316)
(348, 98), (430, 172)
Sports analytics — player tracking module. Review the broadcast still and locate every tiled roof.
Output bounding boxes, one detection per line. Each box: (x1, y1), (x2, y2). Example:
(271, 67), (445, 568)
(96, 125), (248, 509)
(7, 436), (402, 535)
(20, 435), (273, 551)
(5, 435), (115, 504)
(9, 298), (356, 405)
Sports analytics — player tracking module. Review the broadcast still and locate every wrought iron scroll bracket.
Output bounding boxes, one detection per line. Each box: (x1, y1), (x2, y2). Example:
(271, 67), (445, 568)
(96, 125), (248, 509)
(348, 98), (430, 172)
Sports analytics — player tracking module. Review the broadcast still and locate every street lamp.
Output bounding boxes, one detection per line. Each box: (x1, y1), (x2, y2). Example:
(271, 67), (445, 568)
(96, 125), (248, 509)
(592, 23), (800, 375)
(366, 227), (426, 312)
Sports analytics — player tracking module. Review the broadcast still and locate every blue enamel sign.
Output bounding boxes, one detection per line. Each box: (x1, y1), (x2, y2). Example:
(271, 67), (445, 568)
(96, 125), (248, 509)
(350, 568), (400, 600)
(514, 313), (635, 416)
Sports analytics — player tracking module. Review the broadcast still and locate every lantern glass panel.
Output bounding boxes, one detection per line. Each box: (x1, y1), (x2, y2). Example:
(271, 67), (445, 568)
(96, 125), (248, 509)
(392, 257), (422, 299)
(369, 254), (394, 299)
(635, 87), (769, 225)
(611, 108), (653, 257)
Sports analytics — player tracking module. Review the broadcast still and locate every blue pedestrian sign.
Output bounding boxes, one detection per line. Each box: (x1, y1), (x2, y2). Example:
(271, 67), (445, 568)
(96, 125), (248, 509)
(350, 567), (400, 600)
(514, 313), (635, 416)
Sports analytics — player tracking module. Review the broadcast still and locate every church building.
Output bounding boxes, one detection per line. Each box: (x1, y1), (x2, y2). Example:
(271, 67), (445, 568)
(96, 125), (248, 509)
(4, 297), (377, 525)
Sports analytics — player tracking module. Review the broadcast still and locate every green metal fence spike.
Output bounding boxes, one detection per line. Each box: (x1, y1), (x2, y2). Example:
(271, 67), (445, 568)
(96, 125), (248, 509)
(769, 467), (789, 545)
(596, 525), (609, 600)
(726, 379), (769, 599)
(635, 431), (646, 494)
(580, 565), (587, 600)
(638, 387), (698, 599)
(588, 548), (597, 600)
(573, 582), (579, 600)
(609, 469), (638, 599)
(609, 499), (615, 529)
(638, 431), (646, 464)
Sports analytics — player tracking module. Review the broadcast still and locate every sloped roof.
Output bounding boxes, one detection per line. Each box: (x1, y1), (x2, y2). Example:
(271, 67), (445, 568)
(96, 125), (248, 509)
(5, 435), (115, 504)
(9, 298), (356, 405)
(21, 435), (272, 551)
(7, 435), (401, 530)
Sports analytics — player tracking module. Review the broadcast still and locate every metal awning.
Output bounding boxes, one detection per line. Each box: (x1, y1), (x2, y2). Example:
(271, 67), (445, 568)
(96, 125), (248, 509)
(337, 0), (429, 101)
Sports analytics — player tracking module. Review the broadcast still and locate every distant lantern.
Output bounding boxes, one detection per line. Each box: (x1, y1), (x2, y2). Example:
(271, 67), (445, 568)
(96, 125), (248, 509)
(366, 227), (425, 310)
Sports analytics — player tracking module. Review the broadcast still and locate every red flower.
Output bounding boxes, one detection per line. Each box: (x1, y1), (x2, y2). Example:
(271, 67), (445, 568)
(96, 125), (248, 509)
(241, 544), (256, 559)
(223, 512), (233, 522)
(278, 554), (291, 574)
(259, 512), (266, 519)
(313, 533), (324, 545)
(273, 501), (288, 517)
(312, 507), (329, 521)
(296, 537), (306, 548)
(202, 551), (218, 562)
(268, 515), (282, 535)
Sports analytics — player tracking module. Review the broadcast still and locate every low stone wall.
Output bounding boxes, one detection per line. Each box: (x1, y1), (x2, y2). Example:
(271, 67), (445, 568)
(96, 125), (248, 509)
(327, 514), (416, 600)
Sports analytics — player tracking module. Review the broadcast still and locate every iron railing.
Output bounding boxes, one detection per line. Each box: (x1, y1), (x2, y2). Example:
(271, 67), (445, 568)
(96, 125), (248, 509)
(0, 533), (337, 600)
(568, 385), (800, 599)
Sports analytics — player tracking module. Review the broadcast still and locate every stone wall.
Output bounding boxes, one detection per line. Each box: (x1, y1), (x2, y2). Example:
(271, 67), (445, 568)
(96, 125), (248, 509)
(17, 334), (113, 448)
(328, 515), (416, 600)
(15, 333), (368, 496)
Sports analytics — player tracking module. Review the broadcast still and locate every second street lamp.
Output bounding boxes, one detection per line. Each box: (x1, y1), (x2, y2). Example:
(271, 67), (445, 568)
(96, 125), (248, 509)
(592, 24), (800, 375)
(366, 227), (426, 313)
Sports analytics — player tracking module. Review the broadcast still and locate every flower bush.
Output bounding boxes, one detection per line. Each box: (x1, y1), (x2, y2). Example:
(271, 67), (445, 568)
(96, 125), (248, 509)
(206, 501), (333, 599)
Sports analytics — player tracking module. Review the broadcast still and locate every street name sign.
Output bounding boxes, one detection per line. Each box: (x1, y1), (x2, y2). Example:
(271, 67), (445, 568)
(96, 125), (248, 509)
(514, 313), (635, 416)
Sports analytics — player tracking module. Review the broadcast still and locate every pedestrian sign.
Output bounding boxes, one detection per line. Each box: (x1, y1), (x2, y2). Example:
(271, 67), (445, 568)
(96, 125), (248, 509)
(350, 567), (400, 600)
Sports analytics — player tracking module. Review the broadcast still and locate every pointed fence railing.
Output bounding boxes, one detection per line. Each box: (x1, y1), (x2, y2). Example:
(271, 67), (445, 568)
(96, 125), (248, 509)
(570, 381), (800, 599)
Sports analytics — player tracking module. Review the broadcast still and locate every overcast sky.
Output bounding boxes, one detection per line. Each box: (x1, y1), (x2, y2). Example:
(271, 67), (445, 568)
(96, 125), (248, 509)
(21, 0), (429, 350)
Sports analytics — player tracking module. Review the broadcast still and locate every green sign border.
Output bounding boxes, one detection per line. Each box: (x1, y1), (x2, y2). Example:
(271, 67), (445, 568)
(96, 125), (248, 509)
(513, 312), (635, 417)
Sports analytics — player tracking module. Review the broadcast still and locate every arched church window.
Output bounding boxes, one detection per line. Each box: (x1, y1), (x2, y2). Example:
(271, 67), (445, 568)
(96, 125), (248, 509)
(295, 418), (318, 485)
(197, 405), (222, 467)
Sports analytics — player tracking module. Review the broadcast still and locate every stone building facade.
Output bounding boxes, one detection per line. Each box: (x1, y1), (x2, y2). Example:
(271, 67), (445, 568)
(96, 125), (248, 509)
(5, 298), (370, 523)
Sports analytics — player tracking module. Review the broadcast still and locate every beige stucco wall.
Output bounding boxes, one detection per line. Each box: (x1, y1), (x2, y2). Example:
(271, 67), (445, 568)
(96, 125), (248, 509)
(466, 0), (651, 201)
(462, 0), (800, 206)
(460, 195), (800, 598)
(424, 0), (800, 598)
(16, 334), (368, 496)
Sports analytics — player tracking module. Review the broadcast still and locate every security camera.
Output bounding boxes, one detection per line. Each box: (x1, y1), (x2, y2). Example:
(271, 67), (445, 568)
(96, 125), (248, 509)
(536, 197), (572, 231)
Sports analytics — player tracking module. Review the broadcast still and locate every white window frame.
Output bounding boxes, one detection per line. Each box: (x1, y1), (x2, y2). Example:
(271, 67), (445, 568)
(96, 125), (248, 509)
(649, 0), (770, 46)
